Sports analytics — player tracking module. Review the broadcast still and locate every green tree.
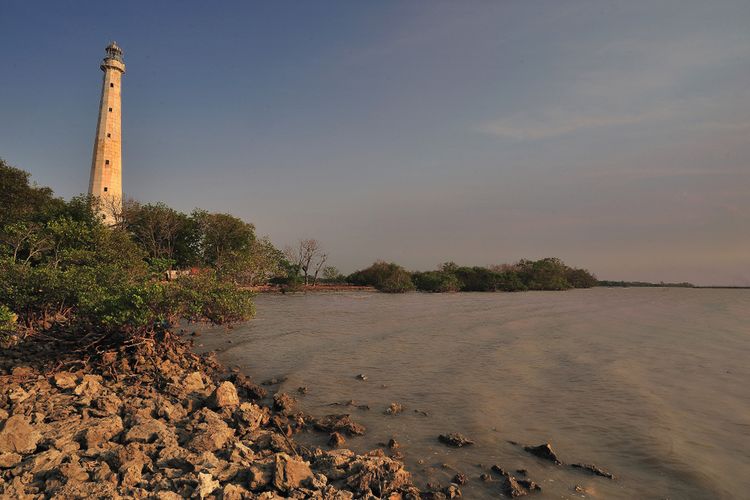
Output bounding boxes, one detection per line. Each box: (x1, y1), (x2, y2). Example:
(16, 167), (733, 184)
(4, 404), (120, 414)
(348, 261), (415, 293)
(192, 210), (256, 268)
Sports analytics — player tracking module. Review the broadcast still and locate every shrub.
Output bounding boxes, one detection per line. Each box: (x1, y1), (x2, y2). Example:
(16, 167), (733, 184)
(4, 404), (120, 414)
(454, 266), (498, 291)
(0, 304), (18, 343)
(348, 261), (414, 293)
(412, 271), (460, 292)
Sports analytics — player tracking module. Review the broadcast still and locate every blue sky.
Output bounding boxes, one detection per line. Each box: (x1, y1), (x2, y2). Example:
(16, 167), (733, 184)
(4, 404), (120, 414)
(1, 1), (749, 284)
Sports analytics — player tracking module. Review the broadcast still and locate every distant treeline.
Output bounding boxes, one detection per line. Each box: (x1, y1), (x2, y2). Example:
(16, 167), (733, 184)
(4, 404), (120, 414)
(597, 280), (695, 288)
(346, 258), (598, 293)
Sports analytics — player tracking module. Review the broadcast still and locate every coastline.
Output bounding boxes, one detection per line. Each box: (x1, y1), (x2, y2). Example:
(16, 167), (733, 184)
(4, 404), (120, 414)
(242, 284), (377, 294)
(0, 331), (424, 498)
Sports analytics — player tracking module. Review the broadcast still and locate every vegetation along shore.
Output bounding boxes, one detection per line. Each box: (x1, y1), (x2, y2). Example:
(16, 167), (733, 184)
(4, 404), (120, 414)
(0, 157), (665, 498)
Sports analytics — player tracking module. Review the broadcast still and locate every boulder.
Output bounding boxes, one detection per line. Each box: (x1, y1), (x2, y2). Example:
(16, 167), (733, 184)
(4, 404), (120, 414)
(211, 381), (240, 408)
(523, 443), (562, 465)
(345, 453), (411, 497)
(182, 371), (205, 393)
(314, 414), (366, 436)
(73, 374), (103, 399)
(273, 392), (297, 414)
(273, 453), (313, 492)
(196, 472), (220, 499)
(328, 432), (346, 448)
(236, 402), (269, 431)
(0, 415), (41, 454)
(189, 418), (234, 452)
(438, 433), (474, 447)
(385, 402), (404, 415)
(53, 371), (78, 389)
(247, 459), (274, 491)
(124, 416), (171, 444)
(571, 463), (615, 479)
(84, 415), (124, 449)
(0, 451), (22, 468)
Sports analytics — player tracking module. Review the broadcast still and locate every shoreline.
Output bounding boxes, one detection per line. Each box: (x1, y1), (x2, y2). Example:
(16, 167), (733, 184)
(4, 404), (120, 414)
(0, 331), (425, 498)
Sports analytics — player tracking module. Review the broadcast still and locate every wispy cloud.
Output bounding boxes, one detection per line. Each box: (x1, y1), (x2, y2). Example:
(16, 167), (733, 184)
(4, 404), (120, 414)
(478, 107), (674, 140)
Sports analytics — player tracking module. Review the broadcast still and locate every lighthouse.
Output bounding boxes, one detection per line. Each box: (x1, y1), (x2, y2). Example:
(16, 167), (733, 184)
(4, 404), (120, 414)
(88, 42), (125, 224)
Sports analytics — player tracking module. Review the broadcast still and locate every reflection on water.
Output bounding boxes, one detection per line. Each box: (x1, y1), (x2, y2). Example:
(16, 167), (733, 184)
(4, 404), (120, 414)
(197, 288), (750, 499)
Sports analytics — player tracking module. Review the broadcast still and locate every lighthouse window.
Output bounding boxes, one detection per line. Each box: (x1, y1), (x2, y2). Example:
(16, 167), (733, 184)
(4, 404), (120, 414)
(103, 187), (108, 192)
(108, 107), (112, 112)
(107, 133), (111, 138)
(105, 160), (110, 165)
(110, 83), (114, 87)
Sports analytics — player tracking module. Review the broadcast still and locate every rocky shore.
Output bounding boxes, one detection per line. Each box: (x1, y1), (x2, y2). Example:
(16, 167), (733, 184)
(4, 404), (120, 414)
(0, 332), (431, 499)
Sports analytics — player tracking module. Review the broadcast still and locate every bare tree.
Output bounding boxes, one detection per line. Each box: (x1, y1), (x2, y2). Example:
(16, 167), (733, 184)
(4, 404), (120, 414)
(311, 253), (328, 286)
(285, 238), (326, 285)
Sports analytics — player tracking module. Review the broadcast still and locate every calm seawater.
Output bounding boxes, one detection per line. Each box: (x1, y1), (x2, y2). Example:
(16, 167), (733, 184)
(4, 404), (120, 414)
(197, 288), (750, 499)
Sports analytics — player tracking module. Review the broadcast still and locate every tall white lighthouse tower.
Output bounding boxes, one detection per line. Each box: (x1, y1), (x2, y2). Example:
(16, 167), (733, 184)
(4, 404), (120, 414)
(88, 42), (125, 224)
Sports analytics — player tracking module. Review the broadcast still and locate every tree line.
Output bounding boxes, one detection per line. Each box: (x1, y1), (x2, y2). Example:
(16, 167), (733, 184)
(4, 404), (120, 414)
(0, 159), (260, 342)
(0, 157), (604, 343)
(347, 259), (598, 293)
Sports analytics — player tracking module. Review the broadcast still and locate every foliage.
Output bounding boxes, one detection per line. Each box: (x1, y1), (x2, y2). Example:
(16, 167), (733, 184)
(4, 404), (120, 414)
(0, 304), (18, 342)
(0, 160), (255, 340)
(192, 210), (256, 268)
(515, 258), (571, 291)
(223, 236), (287, 286)
(411, 271), (460, 292)
(322, 266), (346, 283)
(348, 261), (415, 293)
(122, 201), (198, 267)
(565, 267), (598, 288)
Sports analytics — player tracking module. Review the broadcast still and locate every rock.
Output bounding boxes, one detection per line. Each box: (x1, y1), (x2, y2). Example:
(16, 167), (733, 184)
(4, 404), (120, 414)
(273, 392), (296, 414)
(0, 451), (22, 468)
(297, 386), (308, 395)
(53, 371), (78, 389)
(7, 386), (29, 404)
(0, 415), (41, 454)
(503, 475), (539, 497)
(493, 466), (542, 497)
(182, 371), (205, 392)
(385, 402), (404, 415)
(222, 483), (249, 500)
(438, 433), (474, 447)
(452, 473), (468, 485)
(387, 438), (399, 449)
(93, 393), (123, 415)
(356, 374), (368, 381)
(124, 416), (171, 444)
(314, 414), (366, 436)
(236, 402), (269, 431)
(273, 452), (313, 491)
(523, 443), (562, 465)
(73, 374), (103, 399)
(233, 374), (267, 400)
(196, 472), (220, 499)
(84, 415), (123, 448)
(571, 463), (615, 479)
(446, 484), (462, 498)
(189, 415), (234, 452)
(345, 453), (411, 496)
(211, 381), (240, 408)
(328, 432), (346, 448)
(247, 460), (274, 490)
(58, 458), (89, 482)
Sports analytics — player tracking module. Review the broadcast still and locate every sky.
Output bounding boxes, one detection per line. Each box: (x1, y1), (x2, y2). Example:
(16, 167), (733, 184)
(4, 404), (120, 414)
(1, 1), (749, 285)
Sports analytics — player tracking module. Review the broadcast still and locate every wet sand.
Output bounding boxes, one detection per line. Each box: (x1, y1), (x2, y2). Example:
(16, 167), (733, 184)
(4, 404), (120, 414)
(198, 288), (750, 499)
